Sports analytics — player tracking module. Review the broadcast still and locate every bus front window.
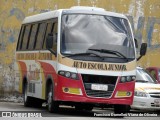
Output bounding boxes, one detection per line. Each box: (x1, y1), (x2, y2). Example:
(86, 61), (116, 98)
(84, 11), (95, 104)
(61, 14), (135, 62)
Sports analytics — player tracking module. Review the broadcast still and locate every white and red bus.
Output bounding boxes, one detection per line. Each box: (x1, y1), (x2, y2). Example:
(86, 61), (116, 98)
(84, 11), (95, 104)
(14, 6), (147, 113)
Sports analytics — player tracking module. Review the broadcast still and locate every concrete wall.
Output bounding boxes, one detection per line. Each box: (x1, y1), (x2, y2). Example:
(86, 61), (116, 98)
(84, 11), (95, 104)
(0, 0), (160, 93)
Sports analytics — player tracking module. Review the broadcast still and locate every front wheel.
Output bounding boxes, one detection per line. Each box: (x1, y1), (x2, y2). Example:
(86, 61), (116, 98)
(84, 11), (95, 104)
(47, 84), (59, 113)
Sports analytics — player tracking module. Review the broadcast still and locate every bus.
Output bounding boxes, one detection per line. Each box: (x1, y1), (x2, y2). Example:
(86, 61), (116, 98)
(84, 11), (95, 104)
(14, 6), (147, 113)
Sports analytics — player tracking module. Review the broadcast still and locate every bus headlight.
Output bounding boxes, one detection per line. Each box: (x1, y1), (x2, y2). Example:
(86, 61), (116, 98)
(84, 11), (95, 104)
(71, 73), (78, 79)
(58, 71), (79, 80)
(65, 72), (71, 78)
(121, 77), (126, 82)
(126, 76), (131, 82)
(120, 76), (135, 83)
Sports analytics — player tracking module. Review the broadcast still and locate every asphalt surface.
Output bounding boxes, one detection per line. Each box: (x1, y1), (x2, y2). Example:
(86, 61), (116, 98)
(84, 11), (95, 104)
(0, 102), (159, 120)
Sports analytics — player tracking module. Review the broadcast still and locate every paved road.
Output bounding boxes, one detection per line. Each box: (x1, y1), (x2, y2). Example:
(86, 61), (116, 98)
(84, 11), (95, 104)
(0, 102), (159, 120)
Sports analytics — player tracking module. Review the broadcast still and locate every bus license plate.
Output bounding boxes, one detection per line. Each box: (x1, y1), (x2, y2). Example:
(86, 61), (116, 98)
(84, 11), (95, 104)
(91, 84), (108, 91)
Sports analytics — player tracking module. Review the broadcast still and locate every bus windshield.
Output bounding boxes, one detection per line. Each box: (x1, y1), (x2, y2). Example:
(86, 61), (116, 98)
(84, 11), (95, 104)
(61, 14), (135, 61)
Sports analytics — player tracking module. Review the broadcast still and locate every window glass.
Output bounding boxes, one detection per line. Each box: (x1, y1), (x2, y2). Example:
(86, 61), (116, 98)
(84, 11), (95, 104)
(43, 19), (58, 51)
(22, 25), (31, 50)
(61, 14), (135, 59)
(17, 26), (25, 50)
(35, 23), (46, 50)
(43, 22), (54, 49)
(28, 24), (38, 50)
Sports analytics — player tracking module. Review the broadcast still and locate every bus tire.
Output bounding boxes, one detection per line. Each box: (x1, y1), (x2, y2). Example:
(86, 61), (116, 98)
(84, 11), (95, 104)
(114, 105), (130, 114)
(47, 84), (59, 113)
(24, 82), (42, 108)
(24, 82), (32, 107)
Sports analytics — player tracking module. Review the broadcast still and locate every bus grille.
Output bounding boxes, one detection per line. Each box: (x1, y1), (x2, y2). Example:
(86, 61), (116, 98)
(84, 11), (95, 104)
(81, 74), (117, 98)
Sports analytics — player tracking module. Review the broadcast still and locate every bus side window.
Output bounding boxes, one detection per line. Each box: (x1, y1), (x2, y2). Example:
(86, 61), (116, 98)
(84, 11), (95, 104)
(17, 26), (25, 51)
(21, 25), (31, 50)
(28, 24), (38, 50)
(35, 23), (46, 50)
(43, 22), (53, 49)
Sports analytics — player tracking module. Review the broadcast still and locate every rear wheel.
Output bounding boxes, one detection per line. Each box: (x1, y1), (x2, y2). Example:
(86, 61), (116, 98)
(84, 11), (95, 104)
(24, 82), (32, 107)
(24, 82), (42, 108)
(47, 84), (59, 113)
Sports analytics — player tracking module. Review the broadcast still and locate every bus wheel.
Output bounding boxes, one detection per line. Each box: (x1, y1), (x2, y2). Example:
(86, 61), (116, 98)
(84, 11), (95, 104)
(114, 105), (130, 114)
(24, 82), (32, 107)
(47, 84), (59, 113)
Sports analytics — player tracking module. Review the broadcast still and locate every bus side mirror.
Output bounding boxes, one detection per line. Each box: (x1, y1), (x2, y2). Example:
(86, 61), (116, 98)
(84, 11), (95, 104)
(137, 43), (147, 61)
(46, 33), (57, 57)
(140, 43), (147, 56)
(134, 38), (138, 48)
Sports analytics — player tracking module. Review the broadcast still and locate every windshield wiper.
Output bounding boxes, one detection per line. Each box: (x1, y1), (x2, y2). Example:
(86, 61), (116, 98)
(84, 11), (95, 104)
(62, 52), (104, 60)
(88, 48), (129, 61)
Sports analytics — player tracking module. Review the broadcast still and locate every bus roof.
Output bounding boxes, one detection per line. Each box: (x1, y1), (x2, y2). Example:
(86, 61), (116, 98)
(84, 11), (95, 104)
(22, 6), (127, 24)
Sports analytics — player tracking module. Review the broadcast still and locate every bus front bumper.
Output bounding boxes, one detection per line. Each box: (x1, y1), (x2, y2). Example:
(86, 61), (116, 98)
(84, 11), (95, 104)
(55, 75), (135, 105)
